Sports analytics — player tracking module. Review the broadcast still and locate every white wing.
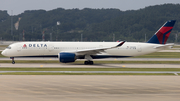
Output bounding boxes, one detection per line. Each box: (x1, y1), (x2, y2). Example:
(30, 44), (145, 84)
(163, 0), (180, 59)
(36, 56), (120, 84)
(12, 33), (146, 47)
(62, 41), (125, 55)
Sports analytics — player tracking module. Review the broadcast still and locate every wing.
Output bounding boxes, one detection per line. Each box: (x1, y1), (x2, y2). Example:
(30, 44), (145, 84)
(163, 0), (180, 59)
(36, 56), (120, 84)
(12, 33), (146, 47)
(62, 41), (125, 55)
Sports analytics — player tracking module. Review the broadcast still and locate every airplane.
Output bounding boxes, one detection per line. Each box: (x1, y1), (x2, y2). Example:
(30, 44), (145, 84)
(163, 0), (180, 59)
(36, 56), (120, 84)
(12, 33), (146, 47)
(1, 20), (176, 65)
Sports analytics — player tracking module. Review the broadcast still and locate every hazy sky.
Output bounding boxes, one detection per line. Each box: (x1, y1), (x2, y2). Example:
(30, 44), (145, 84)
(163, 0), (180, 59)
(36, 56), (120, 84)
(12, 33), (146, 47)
(0, 0), (179, 15)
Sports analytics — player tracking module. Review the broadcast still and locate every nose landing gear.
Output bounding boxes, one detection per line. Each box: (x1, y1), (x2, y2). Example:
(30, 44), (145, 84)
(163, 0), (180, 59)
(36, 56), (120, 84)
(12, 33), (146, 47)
(10, 57), (15, 64)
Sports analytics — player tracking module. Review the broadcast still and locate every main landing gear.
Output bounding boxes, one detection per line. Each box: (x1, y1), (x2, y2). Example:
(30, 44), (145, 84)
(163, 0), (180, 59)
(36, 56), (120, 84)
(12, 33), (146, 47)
(84, 55), (93, 65)
(84, 60), (94, 65)
(10, 57), (15, 64)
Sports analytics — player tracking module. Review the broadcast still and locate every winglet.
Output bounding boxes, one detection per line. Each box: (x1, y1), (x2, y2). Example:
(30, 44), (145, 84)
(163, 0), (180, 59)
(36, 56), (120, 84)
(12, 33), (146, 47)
(116, 41), (126, 47)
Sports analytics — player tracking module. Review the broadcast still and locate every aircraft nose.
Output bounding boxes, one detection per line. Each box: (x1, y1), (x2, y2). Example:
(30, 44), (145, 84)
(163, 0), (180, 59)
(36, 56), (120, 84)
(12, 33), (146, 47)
(1, 50), (6, 56)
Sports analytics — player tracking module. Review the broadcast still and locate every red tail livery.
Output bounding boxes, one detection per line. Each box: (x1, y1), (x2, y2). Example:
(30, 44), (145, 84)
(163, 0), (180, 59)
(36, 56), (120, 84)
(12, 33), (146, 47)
(147, 20), (176, 44)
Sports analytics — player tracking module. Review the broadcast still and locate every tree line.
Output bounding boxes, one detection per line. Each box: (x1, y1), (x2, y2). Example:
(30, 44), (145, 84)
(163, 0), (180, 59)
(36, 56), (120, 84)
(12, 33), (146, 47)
(0, 4), (180, 43)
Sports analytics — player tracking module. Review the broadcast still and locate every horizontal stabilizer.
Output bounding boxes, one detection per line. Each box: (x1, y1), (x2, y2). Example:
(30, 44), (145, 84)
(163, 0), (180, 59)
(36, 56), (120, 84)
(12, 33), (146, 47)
(153, 43), (174, 49)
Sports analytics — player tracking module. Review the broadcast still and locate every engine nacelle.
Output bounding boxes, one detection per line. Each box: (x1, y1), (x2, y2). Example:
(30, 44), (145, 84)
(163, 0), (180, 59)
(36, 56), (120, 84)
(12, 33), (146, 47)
(58, 52), (76, 63)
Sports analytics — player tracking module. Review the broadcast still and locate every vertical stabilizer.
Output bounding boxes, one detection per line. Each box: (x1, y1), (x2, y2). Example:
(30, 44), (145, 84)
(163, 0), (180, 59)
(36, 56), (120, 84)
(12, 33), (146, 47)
(147, 20), (176, 44)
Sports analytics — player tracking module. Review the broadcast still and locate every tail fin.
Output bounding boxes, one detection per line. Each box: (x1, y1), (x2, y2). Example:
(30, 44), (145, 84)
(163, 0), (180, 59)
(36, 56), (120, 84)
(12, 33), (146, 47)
(147, 20), (176, 44)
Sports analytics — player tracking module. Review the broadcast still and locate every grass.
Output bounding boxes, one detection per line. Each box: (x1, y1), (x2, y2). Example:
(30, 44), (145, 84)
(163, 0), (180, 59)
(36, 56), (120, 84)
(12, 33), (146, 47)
(172, 46), (180, 48)
(0, 45), (7, 50)
(0, 51), (6, 57)
(1, 68), (180, 71)
(0, 72), (175, 75)
(133, 52), (180, 58)
(0, 60), (60, 63)
(0, 68), (178, 75)
(92, 61), (180, 64)
(0, 45), (8, 47)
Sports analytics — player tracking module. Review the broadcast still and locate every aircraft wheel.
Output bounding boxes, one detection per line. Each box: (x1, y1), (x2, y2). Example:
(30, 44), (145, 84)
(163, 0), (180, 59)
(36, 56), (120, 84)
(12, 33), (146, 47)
(84, 61), (88, 65)
(84, 61), (94, 65)
(12, 61), (15, 64)
(89, 61), (94, 65)
(11, 57), (15, 64)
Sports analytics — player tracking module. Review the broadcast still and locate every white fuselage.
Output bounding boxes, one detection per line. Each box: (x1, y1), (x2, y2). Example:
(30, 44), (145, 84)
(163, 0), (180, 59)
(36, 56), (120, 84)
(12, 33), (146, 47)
(2, 41), (165, 58)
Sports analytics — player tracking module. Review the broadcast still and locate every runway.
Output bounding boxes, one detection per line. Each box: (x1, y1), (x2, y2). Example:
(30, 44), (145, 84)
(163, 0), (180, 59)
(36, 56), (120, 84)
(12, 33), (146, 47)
(0, 63), (180, 68)
(0, 75), (180, 101)
(0, 71), (180, 75)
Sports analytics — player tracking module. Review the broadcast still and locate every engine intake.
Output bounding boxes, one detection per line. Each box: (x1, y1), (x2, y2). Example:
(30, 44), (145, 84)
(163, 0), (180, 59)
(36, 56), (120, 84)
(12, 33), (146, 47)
(58, 52), (76, 63)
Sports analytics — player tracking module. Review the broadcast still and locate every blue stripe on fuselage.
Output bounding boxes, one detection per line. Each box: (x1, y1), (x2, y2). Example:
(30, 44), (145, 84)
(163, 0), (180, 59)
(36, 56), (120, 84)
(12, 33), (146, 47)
(12, 55), (131, 59)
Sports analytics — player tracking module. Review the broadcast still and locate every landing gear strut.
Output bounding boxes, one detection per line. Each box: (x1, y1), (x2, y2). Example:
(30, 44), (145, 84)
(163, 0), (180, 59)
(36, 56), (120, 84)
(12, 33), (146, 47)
(10, 57), (15, 64)
(84, 60), (94, 65)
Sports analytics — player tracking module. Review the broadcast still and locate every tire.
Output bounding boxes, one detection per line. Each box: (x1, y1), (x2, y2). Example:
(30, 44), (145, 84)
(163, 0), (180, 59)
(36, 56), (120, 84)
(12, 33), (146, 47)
(84, 61), (88, 65)
(89, 61), (93, 65)
(12, 61), (15, 64)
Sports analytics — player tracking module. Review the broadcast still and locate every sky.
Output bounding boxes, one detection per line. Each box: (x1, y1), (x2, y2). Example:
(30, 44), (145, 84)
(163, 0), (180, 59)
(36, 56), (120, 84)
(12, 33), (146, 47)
(0, 0), (180, 15)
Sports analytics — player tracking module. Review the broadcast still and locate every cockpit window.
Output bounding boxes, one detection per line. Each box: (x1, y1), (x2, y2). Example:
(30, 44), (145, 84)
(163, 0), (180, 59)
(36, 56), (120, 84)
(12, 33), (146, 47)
(6, 46), (11, 49)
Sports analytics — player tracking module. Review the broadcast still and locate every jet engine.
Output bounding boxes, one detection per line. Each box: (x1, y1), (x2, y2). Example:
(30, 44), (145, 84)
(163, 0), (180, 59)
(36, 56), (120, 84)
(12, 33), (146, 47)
(58, 52), (76, 63)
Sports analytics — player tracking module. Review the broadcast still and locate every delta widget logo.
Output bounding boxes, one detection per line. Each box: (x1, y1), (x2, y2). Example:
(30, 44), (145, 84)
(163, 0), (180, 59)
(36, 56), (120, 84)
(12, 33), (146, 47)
(23, 44), (27, 48)
(22, 44), (27, 48)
